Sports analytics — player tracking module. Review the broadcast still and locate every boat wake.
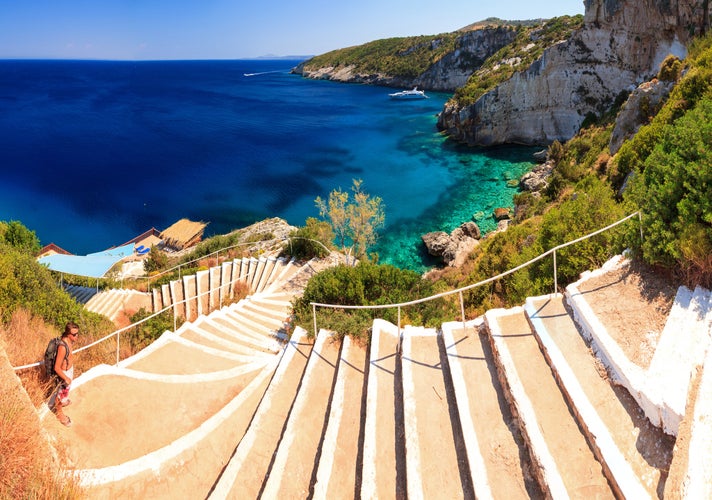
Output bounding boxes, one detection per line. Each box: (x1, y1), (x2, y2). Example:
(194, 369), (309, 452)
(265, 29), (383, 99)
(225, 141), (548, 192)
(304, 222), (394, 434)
(243, 70), (287, 77)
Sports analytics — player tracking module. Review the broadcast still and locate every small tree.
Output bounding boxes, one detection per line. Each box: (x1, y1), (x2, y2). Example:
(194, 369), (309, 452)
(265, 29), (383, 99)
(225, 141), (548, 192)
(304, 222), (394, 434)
(0, 220), (41, 255)
(315, 179), (385, 262)
(144, 247), (169, 273)
(315, 186), (349, 249)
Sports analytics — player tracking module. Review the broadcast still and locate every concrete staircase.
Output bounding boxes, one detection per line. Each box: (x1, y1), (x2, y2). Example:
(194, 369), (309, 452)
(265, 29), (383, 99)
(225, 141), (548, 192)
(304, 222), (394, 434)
(66, 285), (152, 322)
(64, 284), (99, 305)
(42, 257), (712, 499)
(152, 256), (297, 321)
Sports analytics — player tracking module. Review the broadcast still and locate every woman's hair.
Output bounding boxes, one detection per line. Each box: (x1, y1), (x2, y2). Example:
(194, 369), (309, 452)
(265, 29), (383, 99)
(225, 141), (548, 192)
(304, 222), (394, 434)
(63, 321), (79, 337)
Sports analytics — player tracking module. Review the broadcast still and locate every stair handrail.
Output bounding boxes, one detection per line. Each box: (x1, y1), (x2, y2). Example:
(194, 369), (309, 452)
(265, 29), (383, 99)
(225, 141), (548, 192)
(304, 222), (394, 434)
(124, 237), (286, 288)
(14, 212), (641, 372)
(310, 212), (643, 337)
(12, 260), (274, 372)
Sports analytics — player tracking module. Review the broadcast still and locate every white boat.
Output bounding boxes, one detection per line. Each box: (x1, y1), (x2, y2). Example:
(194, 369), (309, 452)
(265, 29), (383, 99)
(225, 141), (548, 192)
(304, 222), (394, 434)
(389, 87), (428, 99)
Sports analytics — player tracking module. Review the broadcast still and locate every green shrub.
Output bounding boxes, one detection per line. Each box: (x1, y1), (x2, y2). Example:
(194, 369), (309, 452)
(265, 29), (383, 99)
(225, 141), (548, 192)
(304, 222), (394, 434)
(128, 308), (182, 350)
(144, 247), (169, 273)
(293, 262), (455, 341)
(285, 218), (334, 260)
(626, 97), (712, 284)
(0, 243), (105, 330)
(535, 176), (627, 284)
(658, 55), (683, 82)
(0, 220), (41, 255)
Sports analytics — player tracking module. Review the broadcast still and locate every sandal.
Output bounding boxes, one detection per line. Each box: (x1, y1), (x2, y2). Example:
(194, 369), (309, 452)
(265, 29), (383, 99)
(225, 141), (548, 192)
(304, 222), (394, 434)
(60, 416), (72, 427)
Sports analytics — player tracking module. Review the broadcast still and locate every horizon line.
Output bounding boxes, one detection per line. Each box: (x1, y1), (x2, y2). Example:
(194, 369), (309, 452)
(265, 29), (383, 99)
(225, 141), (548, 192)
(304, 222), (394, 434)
(0, 55), (314, 63)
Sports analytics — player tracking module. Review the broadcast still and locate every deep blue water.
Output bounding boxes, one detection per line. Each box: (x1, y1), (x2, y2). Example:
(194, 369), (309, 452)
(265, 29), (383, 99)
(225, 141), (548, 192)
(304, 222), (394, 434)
(0, 59), (535, 271)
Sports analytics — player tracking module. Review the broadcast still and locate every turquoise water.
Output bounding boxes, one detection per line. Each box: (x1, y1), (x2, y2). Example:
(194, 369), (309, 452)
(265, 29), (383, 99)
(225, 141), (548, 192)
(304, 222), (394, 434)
(0, 59), (535, 272)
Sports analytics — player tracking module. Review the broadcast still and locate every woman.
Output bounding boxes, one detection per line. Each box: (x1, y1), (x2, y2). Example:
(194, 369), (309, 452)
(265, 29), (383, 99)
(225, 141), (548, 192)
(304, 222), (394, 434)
(48, 322), (79, 427)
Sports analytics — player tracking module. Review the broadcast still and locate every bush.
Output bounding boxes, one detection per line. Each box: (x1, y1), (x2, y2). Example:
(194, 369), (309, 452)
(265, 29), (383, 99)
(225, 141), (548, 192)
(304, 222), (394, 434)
(535, 176), (627, 284)
(0, 220), (41, 255)
(144, 247), (169, 273)
(626, 97), (712, 286)
(293, 262), (455, 341)
(128, 308), (182, 350)
(285, 218), (334, 260)
(658, 55), (683, 82)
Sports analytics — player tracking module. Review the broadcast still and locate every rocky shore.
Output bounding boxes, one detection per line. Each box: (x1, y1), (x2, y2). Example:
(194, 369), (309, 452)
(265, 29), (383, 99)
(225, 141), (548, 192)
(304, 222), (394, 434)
(421, 150), (553, 267)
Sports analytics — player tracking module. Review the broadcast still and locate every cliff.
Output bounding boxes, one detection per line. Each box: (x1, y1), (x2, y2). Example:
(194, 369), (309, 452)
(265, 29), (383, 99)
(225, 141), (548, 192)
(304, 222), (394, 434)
(293, 26), (518, 92)
(438, 0), (710, 146)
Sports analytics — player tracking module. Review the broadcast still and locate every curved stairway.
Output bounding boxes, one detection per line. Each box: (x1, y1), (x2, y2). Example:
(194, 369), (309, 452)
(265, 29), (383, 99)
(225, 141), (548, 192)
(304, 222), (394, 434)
(40, 256), (712, 499)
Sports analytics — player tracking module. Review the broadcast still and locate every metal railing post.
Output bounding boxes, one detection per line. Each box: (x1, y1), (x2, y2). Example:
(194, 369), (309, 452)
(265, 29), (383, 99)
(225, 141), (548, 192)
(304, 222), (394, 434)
(313, 304), (318, 337)
(553, 249), (558, 294)
(397, 306), (402, 353)
(459, 291), (466, 330)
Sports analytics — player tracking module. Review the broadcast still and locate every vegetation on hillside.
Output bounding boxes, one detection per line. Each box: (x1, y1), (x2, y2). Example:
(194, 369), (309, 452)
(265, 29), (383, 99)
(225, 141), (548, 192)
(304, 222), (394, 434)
(0, 230), (109, 333)
(452, 15), (584, 107)
(302, 33), (461, 78)
(615, 36), (712, 286)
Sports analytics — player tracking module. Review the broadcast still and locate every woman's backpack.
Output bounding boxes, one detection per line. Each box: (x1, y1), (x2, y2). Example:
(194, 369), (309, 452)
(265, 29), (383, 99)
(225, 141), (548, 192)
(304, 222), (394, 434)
(43, 337), (69, 379)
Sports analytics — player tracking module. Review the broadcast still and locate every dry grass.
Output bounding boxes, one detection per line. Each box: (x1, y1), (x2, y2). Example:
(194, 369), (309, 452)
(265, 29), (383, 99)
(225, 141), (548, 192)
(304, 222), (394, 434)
(0, 335), (84, 499)
(160, 218), (207, 250)
(2, 310), (119, 406)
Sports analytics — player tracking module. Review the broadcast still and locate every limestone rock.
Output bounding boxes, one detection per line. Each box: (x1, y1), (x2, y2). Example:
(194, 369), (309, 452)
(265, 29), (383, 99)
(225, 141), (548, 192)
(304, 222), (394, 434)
(520, 160), (555, 192)
(533, 149), (548, 163)
(422, 221), (482, 267)
(609, 79), (675, 154)
(421, 231), (451, 256)
(442, 238), (479, 267)
(438, 0), (705, 146)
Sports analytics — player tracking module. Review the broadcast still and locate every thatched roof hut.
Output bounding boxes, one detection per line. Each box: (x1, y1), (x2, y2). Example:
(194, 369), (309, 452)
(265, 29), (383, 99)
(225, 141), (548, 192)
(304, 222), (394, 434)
(160, 219), (208, 250)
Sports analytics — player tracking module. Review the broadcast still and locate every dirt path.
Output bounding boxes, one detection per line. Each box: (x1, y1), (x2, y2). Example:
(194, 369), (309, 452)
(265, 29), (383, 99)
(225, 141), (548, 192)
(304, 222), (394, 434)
(576, 260), (677, 368)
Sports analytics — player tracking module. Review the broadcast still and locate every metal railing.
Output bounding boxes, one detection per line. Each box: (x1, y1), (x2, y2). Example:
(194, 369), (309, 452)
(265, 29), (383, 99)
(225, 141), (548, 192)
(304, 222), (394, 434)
(16, 234), (331, 372)
(14, 213), (641, 372)
(12, 260), (270, 372)
(124, 237), (287, 289)
(310, 212), (643, 338)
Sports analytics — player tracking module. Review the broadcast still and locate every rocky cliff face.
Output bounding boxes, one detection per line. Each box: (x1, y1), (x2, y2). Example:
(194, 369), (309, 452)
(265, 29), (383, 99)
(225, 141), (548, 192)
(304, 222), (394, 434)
(439, 0), (710, 146)
(413, 27), (517, 91)
(294, 27), (517, 92)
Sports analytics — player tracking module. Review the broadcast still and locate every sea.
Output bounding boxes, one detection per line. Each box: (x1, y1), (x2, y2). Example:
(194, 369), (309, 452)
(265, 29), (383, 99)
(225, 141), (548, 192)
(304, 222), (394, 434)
(0, 59), (536, 272)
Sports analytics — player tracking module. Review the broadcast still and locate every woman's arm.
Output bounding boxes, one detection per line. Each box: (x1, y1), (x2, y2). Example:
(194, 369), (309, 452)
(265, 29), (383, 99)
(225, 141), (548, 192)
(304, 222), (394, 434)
(54, 343), (72, 385)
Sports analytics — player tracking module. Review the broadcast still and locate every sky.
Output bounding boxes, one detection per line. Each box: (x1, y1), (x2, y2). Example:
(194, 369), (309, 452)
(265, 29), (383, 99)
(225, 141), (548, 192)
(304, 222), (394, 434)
(0, 1), (584, 60)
